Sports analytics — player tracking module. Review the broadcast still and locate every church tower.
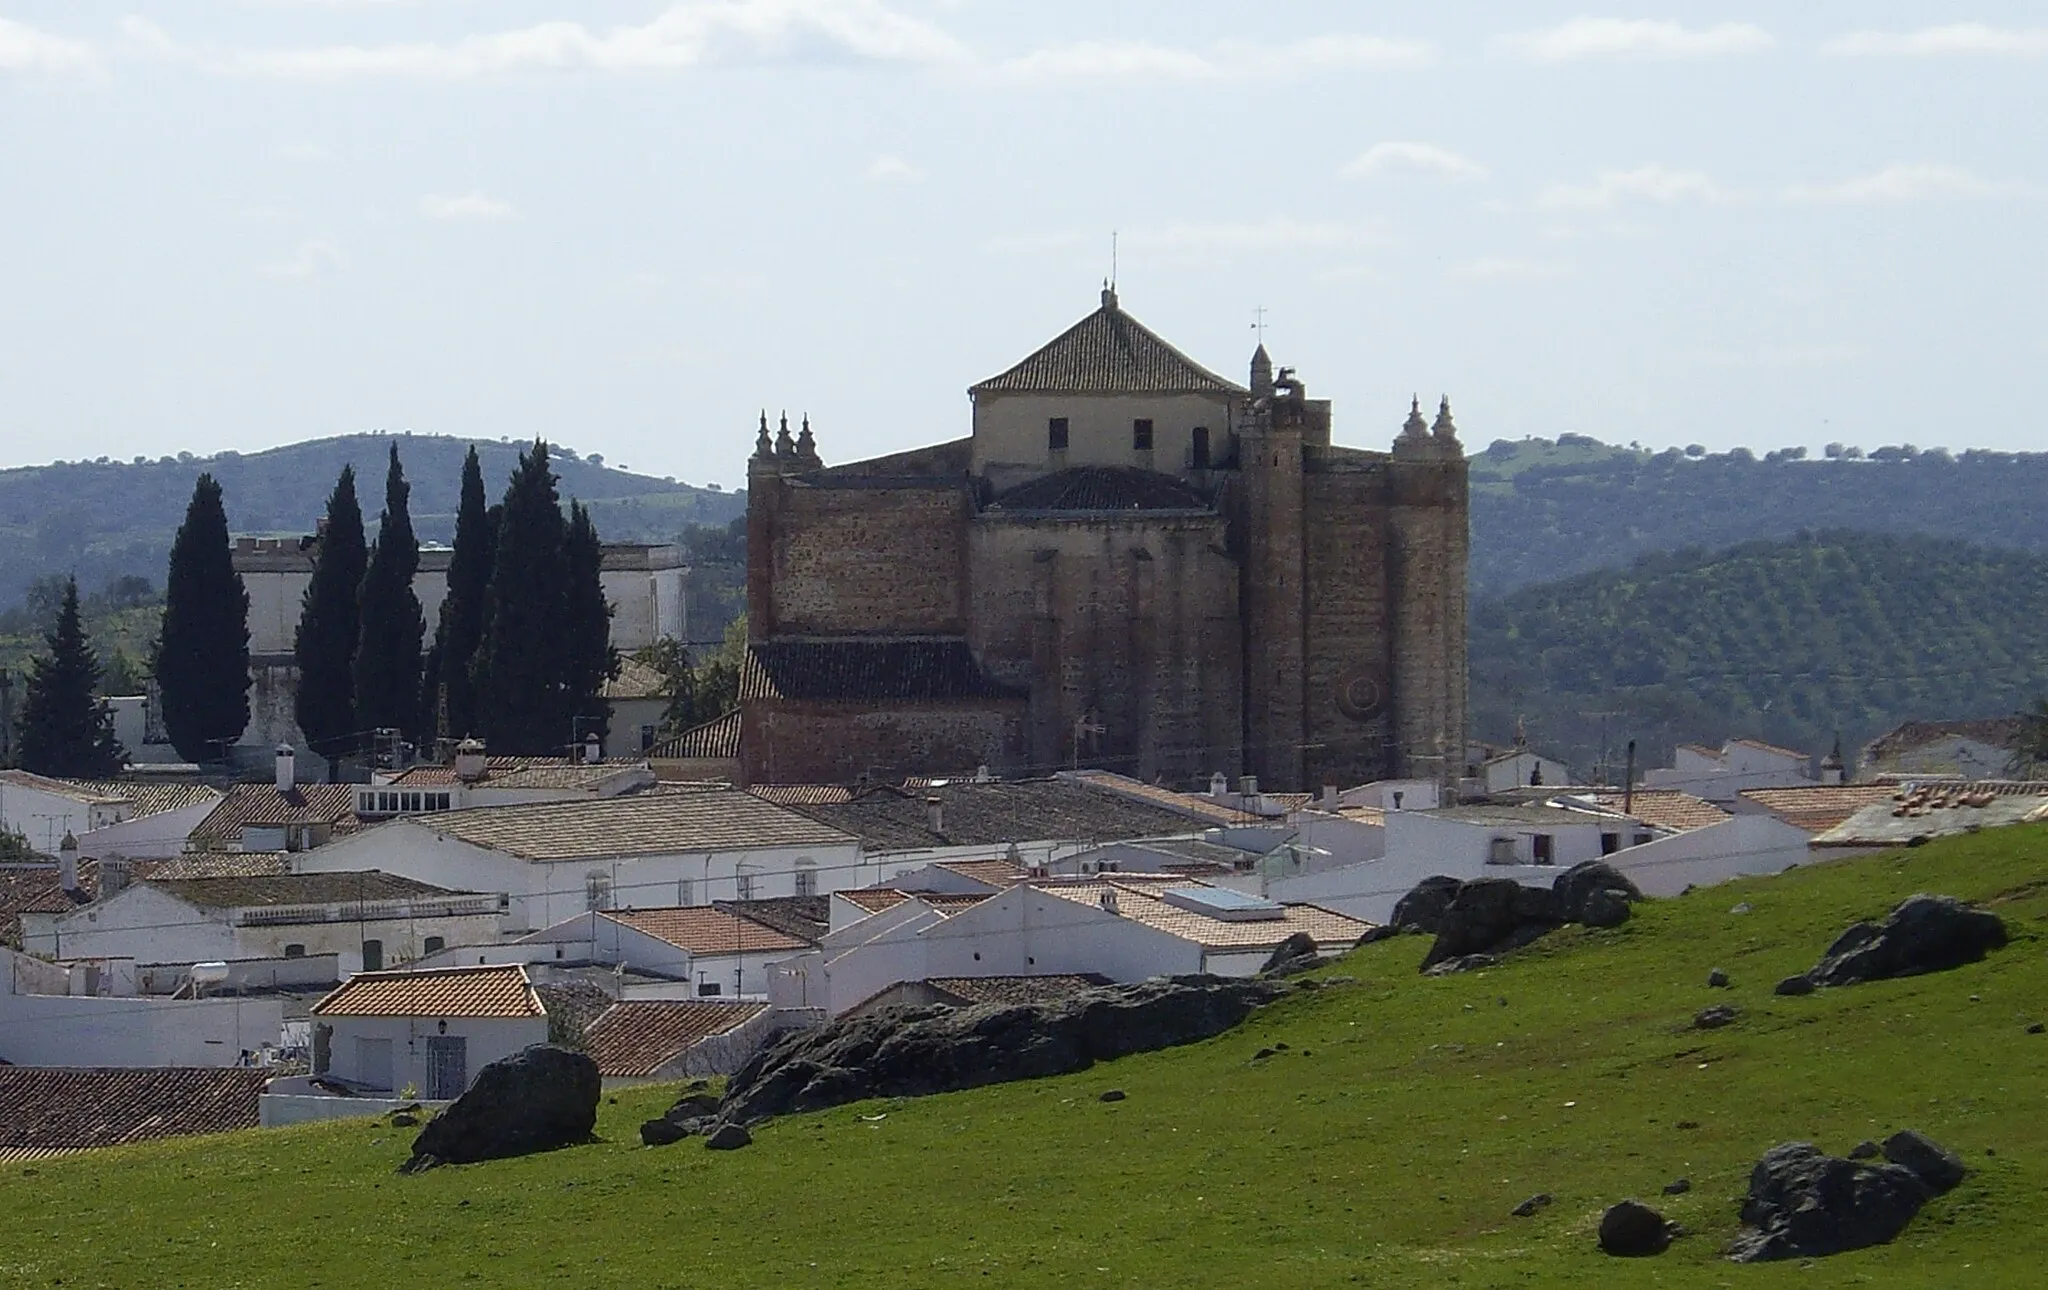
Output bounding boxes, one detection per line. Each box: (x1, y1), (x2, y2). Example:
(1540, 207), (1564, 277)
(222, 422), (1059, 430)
(1238, 349), (1308, 789)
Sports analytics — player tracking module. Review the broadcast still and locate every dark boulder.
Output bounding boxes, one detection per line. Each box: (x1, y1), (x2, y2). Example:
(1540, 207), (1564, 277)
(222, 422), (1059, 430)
(1510, 1193), (1552, 1217)
(719, 974), (1282, 1125)
(1727, 1140), (1954, 1262)
(1803, 895), (2006, 988)
(400, 1044), (599, 1173)
(1707, 968), (1730, 988)
(1259, 932), (1325, 978)
(1422, 953), (1499, 976)
(1775, 974), (1816, 997)
(1694, 1004), (1740, 1030)
(639, 1086), (723, 1147)
(1580, 888), (1633, 928)
(1662, 1177), (1692, 1196)
(1420, 879), (1564, 970)
(1390, 875), (1463, 934)
(1598, 1199), (1675, 1256)
(704, 1122), (752, 1150)
(1848, 1140), (1881, 1160)
(1883, 1130), (1967, 1192)
(1099, 1089), (1126, 1103)
(1554, 861), (1642, 923)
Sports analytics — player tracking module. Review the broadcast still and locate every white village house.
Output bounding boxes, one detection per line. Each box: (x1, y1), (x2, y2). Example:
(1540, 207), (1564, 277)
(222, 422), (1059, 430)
(0, 946), (284, 1068)
(0, 771), (223, 860)
(307, 963), (550, 1099)
(1642, 738), (1827, 803)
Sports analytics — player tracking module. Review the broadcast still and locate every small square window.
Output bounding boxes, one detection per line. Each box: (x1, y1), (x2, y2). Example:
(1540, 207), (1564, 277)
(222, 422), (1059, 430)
(698, 981), (722, 997)
(1048, 417), (1070, 452)
(1132, 419), (1154, 451)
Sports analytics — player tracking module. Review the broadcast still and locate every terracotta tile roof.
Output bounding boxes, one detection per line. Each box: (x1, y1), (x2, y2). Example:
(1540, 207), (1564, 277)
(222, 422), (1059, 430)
(532, 982), (616, 1038)
(1739, 785), (1899, 833)
(1577, 790), (1730, 832)
(934, 858), (1032, 887)
(312, 964), (544, 1018)
(580, 1000), (767, 1078)
(751, 784), (858, 807)
(1812, 782), (2048, 847)
(926, 974), (1111, 1007)
(793, 779), (1203, 853)
(386, 762), (645, 791)
(1041, 880), (1371, 952)
(837, 888), (996, 916)
(147, 870), (462, 910)
(712, 896), (829, 945)
(987, 467), (1211, 513)
(0, 865), (92, 948)
(741, 638), (1024, 704)
(186, 783), (362, 849)
(1863, 718), (2021, 763)
(970, 291), (1246, 396)
(602, 907), (810, 955)
(0, 1067), (270, 1152)
(1062, 771), (1247, 826)
(396, 788), (854, 861)
(650, 710), (741, 760)
(143, 851), (292, 880)
(0, 771), (222, 820)
(601, 656), (670, 701)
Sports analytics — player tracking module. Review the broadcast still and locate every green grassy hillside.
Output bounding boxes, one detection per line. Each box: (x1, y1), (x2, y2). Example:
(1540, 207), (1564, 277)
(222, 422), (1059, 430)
(3, 830), (2044, 1287)
(1471, 529), (2048, 776)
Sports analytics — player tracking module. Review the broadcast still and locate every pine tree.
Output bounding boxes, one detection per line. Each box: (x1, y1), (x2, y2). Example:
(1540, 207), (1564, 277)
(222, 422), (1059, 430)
(293, 466), (367, 766)
(154, 474), (250, 764)
(472, 442), (572, 755)
(16, 577), (125, 778)
(432, 446), (494, 739)
(354, 443), (426, 749)
(564, 500), (618, 747)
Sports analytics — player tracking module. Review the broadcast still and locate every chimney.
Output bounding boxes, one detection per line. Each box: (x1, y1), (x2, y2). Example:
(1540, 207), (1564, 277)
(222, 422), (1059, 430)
(925, 796), (945, 836)
(1320, 784), (1339, 809)
(582, 732), (603, 765)
(58, 833), (80, 892)
(1239, 775), (1258, 801)
(1209, 771), (1228, 800)
(975, 764), (991, 783)
(99, 857), (131, 898)
(275, 744), (296, 793)
(454, 737), (487, 782)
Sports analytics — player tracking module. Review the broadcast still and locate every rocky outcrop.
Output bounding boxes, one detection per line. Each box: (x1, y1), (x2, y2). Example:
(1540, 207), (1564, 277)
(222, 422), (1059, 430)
(718, 975), (1283, 1125)
(1796, 894), (2007, 990)
(1598, 1199), (1676, 1256)
(640, 1086), (722, 1146)
(1412, 862), (1642, 972)
(1727, 1135), (1964, 1262)
(1389, 875), (1463, 934)
(1258, 932), (1326, 978)
(400, 1045), (600, 1173)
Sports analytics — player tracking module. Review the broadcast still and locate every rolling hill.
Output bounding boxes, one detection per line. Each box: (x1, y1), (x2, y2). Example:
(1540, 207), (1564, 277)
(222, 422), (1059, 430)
(1471, 529), (2048, 777)
(0, 829), (2042, 1286)
(0, 434), (746, 612)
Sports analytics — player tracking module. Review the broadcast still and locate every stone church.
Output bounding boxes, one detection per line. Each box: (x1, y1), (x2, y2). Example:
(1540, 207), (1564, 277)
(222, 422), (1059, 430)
(741, 288), (1467, 793)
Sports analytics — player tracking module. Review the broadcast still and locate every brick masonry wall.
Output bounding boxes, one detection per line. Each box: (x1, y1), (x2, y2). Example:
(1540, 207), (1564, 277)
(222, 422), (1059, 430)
(765, 483), (971, 636)
(1302, 464), (1397, 789)
(741, 699), (1026, 786)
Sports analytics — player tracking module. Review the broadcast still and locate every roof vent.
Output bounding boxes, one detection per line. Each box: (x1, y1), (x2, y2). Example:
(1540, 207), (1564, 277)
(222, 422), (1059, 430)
(1160, 887), (1285, 921)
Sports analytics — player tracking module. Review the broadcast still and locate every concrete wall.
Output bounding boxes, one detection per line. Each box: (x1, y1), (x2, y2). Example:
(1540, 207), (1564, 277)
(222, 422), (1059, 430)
(320, 1014), (547, 1095)
(260, 1077), (451, 1127)
(971, 392), (1238, 488)
(0, 987), (283, 1066)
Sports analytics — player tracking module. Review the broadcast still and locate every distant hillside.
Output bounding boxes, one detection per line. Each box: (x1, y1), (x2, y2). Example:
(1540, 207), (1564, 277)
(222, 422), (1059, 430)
(0, 434), (746, 611)
(1471, 437), (2048, 594)
(1470, 530), (2048, 778)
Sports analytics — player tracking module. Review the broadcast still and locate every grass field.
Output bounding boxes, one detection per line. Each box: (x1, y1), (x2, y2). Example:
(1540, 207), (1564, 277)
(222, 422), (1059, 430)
(4, 828), (2045, 1288)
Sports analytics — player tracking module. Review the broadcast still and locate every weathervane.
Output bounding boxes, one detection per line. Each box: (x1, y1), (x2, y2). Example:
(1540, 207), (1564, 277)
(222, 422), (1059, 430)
(1251, 305), (1269, 344)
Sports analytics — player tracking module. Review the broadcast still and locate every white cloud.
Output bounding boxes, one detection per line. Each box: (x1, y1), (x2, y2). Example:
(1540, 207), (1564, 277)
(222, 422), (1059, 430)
(260, 237), (347, 278)
(1505, 18), (1774, 61)
(1134, 218), (1383, 253)
(1342, 142), (1486, 181)
(865, 154), (922, 181)
(1786, 164), (2005, 204)
(151, 0), (969, 80)
(0, 16), (100, 77)
(1537, 164), (1731, 212)
(421, 192), (517, 220)
(1823, 24), (2048, 58)
(992, 33), (1429, 84)
(1448, 256), (1570, 283)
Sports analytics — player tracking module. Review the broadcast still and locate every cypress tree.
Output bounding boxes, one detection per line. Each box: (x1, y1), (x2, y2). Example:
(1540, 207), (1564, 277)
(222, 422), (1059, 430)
(16, 577), (125, 778)
(354, 443), (426, 749)
(432, 446), (494, 739)
(564, 500), (618, 747)
(472, 442), (571, 755)
(293, 466), (367, 767)
(154, 473), (250, 764)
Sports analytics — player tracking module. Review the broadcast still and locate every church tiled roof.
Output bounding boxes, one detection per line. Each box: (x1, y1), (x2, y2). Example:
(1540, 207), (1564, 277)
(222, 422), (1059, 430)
(986, 466), (1211, 513)
(970, 289), (1246, 397)
(649, 710), (740, 759)
(741, 639), (1025, 703)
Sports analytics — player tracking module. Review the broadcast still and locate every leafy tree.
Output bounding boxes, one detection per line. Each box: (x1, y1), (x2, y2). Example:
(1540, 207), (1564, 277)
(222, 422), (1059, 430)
(693, 615), (746, 723)
(15, 577), (125, 777)
(354, 444), (426, 747)
(432, 447), (494, 739)
(153, 474), (249, 764)
(564, 500), (618, 747)
(293, 466), (367, 766)
(472, 442), (573, 755)
(2012, 698), (2048, 775)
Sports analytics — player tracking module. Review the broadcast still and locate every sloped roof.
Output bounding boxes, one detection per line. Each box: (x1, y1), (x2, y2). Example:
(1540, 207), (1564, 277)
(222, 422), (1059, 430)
(650, 710), (741, 760)
(0, 1067), (269, 1153)
(0, 772), (221, 820)
(1040, 880), (1371, 951)
(1863, 718), (2022, 763)
(580, 1000), (767, 1077)
(836, 888), (997, 916)
(1738, 784), (1899, 834)
(1729, 737), (1809, 762)
(741, 639), (1024, 704)
(1812, 783), (2048, 847)
(789, 779), (1204, 853)
(146, 871), (461, 910)
(312, 964), (545, 1018)
(601, 656), (670, 701)
(143, 852), (293, 880)
(395, 789), (854, 861)
(603, 907), (811, 955)
(1061, 770), (1249, 826)
(971, 290), (1245, 397)
(387, 762), (644, 791)
(187, 783), (362, 849)
(713, 896), (830, 945)
(986, 467), (1211, 513)
(1576, 790), (1729, 832)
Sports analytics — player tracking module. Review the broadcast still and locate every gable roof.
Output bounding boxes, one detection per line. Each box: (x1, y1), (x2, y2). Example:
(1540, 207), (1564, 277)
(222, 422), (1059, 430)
(1729, 737), (1809, 762)
(385, 761), (646, 791)
(836, 888), (998, 916)
(971, 291), (1245, 397)
(187, 783), (361, 850)
(144, 870), (461, 910)
(786, 778), (1205, 853)
(650, 710), (741, 760)
(312, 963), (545, 1018)
(1575, 790), (1729, 832)
(1061, 770), (1250, 826)
(0, 771), (221, 820)
(741, 638), (1024, 704)
(580, 1000), (768, 1078)
(1039, 880), (1371, 952)
(141, 852), (293, 880)
(1863, 718), (2022, 763)
(601, 656), (670, 701)
(712, 896), (829, 945)
(0, 1067), (269, 1154)
(1738, 784), (1899, 834)
(393, 788), (854, 861)
(603, 907), (811, 955)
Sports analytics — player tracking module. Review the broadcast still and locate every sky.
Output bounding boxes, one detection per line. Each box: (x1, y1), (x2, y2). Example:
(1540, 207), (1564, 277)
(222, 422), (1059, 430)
(1, 3), (2043, 488)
